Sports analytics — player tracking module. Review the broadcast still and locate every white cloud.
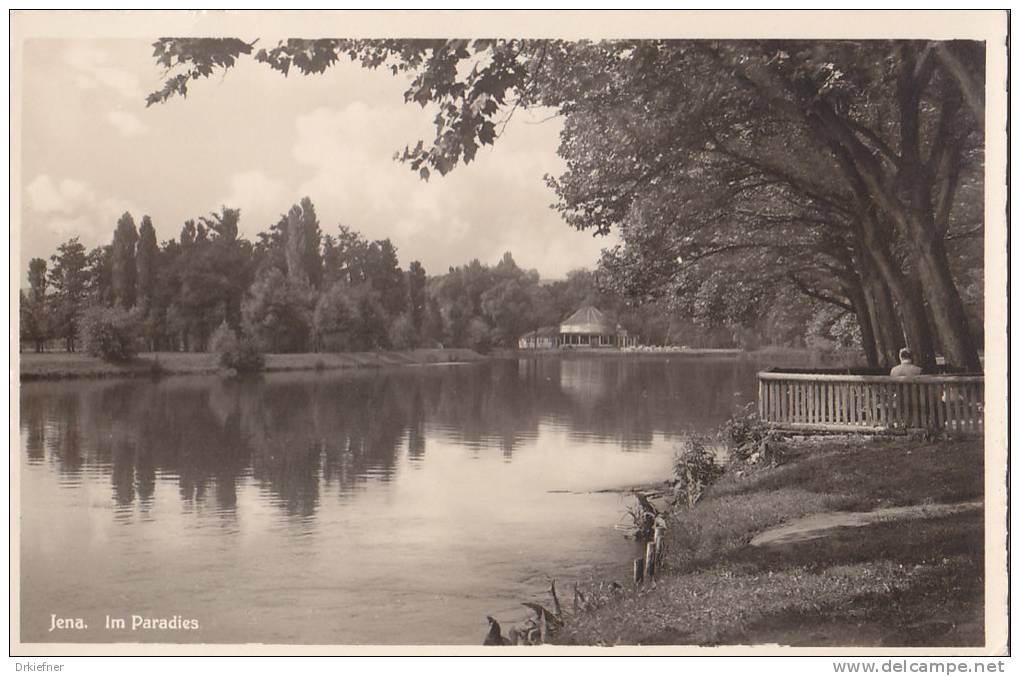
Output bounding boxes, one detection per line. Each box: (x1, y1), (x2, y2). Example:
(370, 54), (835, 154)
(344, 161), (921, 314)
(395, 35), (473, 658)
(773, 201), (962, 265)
(23, 49), (612, 277)
(290, 103), (613, 276)
(24, 174), (138, 247)
(26, 176), (95, 214)
(64, 43), (143, 101)
(219, 170), (293, 238)
(63, 43), (152, 137)
(106, 109), (149, 137)
(292, 103), (426, 221)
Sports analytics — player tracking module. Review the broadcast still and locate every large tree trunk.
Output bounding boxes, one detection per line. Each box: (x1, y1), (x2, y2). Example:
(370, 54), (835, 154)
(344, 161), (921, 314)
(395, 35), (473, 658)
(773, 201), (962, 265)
(892, 44), (981, 371)
(906, 216), (983, 371)
(900, 278), (937, 371)
(854, 249), (901, 368)
(868, 275), (903, 368)
(845, 282), (878, 367)
(857, 225), (937, 370)
(807, 51), (967, 373)
(810, 124), (936, 368)
(861, 289), (886, 366)
(884, 267), (936, 371)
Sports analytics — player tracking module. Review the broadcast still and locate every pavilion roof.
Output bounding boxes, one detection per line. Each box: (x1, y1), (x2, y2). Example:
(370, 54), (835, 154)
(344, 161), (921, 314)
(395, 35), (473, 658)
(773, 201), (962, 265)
(560, 305), (614, 334)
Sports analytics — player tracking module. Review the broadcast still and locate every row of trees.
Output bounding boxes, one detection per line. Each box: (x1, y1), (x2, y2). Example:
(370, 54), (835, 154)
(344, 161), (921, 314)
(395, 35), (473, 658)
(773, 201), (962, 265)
(145, 38), (987, 370)
(22, 199), (426, 355)
(23, 198), (858, 358)
(26, 198), (743, 356)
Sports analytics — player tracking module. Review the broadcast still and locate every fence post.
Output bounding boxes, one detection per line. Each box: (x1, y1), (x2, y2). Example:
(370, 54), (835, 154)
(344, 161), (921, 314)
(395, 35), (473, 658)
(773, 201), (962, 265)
(758, 378), (764, 419)
(644, 541), (657, 585)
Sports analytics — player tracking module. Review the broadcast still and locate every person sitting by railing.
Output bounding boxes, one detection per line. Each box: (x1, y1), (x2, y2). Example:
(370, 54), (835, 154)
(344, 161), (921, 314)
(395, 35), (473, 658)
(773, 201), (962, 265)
(890, 347), (923, 377)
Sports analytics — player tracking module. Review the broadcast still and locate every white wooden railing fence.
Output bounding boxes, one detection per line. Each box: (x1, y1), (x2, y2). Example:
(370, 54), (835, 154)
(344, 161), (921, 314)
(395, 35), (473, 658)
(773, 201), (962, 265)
(757, 372), (984, 434)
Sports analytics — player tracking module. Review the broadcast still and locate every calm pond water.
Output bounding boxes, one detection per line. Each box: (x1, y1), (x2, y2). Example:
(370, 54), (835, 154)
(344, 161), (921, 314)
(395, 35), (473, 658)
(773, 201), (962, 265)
(20, 354), (766, 645)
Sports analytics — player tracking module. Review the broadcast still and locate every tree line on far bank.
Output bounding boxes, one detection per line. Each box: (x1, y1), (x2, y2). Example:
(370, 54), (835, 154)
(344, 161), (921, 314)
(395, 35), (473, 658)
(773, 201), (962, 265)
(20, 195), (867, 363)
(23, 198), (447, 359)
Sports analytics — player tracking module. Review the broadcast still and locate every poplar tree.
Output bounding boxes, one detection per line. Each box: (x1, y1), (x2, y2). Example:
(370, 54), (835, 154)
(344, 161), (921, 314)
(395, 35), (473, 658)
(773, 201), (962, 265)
(136, 215), (159, 313)
(111, 212), (139, 309)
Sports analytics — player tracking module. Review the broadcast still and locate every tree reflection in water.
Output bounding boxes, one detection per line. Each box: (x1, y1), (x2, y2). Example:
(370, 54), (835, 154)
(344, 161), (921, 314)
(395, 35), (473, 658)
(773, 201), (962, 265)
(20, 355), (763, 520)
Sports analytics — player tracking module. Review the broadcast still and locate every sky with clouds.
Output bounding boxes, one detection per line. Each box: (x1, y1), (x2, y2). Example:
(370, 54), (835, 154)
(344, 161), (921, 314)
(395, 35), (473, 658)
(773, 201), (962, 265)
(19, 38), (619, 280)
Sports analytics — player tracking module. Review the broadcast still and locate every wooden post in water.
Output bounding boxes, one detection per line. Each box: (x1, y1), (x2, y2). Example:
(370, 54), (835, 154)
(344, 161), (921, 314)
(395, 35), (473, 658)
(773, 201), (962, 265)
(633, 558), (644, 587)
(644, 541), (657, 585)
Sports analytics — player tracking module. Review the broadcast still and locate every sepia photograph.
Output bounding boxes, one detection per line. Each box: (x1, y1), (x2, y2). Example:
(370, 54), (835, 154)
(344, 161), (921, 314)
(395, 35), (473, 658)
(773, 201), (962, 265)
(9, 10), (1009, 657)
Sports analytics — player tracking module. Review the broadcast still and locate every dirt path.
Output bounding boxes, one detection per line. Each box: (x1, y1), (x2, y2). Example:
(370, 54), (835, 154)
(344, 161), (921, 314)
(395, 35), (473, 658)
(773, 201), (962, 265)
(750, 500), (984, 547)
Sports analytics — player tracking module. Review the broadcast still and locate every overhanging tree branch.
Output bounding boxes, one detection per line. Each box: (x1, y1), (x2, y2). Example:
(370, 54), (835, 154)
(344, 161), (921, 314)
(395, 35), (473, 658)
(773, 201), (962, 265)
(787, 273), (853, 312)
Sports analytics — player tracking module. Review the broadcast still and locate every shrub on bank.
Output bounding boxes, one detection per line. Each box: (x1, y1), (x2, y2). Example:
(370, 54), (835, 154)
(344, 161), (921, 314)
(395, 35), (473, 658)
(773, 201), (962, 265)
(80, 305), (140, 362)
(672, 435), (725, 508)
(210, 321), (265, 374)
(722, 403), (782, 465)
(388, 312), (418, 350)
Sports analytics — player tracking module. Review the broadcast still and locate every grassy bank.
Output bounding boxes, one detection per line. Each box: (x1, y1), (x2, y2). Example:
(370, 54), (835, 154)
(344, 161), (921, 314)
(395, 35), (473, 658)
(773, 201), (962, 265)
(19, 348), (487, 381)
(557, 436), (985, 647)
